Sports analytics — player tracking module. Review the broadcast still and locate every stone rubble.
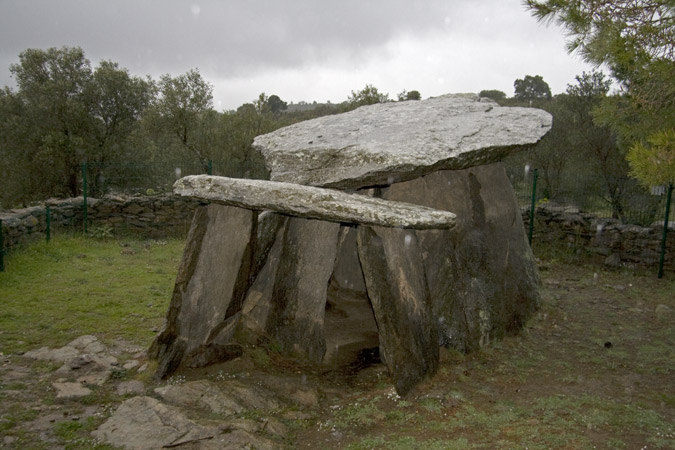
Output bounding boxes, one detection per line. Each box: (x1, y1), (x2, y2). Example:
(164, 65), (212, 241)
(13, 334), (300, 449)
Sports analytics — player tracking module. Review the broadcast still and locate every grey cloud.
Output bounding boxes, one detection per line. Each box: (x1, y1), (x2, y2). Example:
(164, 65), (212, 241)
(0, 0), (456, 84)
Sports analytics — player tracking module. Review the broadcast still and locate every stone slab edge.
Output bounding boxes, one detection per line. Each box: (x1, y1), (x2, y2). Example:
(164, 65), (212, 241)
(174, 175), (456, 230)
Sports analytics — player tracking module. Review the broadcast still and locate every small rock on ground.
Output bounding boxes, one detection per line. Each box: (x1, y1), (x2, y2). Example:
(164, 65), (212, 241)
(52, 381), (92, 399)
(23, 346), (79, 363)
(92, 396), (278, 450)
(123, 359), (140, 370)
(116, 380), (146, 396)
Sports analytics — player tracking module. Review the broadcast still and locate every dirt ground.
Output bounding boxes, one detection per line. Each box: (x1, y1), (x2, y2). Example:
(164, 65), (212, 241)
(1, 261), (674, 449)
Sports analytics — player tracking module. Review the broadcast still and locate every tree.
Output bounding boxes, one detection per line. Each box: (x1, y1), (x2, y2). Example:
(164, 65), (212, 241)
(347, 84), (389, 108)
(397, 89), (421, 101)
(523, 95), (573, 200)
(0, 86), (33, 207)
(478, 90), (507, 103)
(627, 129), (675, 186)
(88, 61), (153, 151)
(7, 47), (93, 198)
(524, 1), (673, 69)
(524, 0), (674, 187)
(266, 94), (288, 114)
(0, 47), (156, 204)
(151, 69), (214, 170)
(86, 61), (154, 194)
(514, 75), (552, 102)
(564, 71), (629, 220)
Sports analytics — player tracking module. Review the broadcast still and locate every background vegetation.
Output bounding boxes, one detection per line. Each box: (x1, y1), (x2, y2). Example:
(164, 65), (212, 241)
(0, 47), (403, 208)
(0, 0), (672, 223)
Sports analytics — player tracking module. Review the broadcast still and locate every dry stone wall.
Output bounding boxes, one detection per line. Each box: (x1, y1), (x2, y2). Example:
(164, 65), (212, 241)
(523, 205), (674, 270)
(1, 195), (672, 271)
(0, 195), (206, 250)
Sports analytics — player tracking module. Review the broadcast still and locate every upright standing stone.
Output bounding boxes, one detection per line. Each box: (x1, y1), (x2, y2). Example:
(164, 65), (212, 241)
(357, 226), (438, 395)
(239, 216), (289, 342)
(330, 226), (367, 293)
(383, 163), (541, 353)
(266, 217), (341, 362)
(149, 205), (257, 377)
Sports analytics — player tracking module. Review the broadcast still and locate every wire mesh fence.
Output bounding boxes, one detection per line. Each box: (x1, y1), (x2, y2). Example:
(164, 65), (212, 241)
(504, 162), (674, 229)
(85, 158), (269, 198)
(504, 159), (674, 278)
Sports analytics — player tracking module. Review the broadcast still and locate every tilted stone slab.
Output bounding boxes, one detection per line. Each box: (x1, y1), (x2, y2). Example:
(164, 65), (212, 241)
(174, 175), (456, 230)
(149, 204), (256, 378)
(357, 225), (439, 396)
(240, 216), (289, 341)
(382, 163), (541, 353)
(253, 94), (552, 189)
(266, 217), (341, 362)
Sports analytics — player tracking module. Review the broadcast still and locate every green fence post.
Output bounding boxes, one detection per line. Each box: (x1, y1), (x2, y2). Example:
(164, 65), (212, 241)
(0, 218), (4, 272)
(207, 160), (213, 176)
(528, 168), (538, 247)
(658, 183), (673, 279)
(82, 162), (88, 234)
(46, 206), (51, 243)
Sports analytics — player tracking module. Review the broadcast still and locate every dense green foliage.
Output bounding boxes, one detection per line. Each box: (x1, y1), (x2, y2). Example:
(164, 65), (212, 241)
(500, 70), (648, 222)
(514, 74), (552, 102)
(478, 89), (507, 102)
(347, 84), (390, 107)
(524, 0), (674, 185)
(627, 128), (675, 187)
(0, 51), (427, 208)
(397, 89), (422, 101)
(0, 48), (154, 203)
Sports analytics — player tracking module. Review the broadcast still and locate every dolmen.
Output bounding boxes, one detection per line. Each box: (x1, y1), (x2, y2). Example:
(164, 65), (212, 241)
(149, 94), (552, 395)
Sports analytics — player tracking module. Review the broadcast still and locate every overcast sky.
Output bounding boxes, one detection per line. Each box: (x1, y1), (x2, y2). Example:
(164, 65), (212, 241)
(0, 0), (596, 111)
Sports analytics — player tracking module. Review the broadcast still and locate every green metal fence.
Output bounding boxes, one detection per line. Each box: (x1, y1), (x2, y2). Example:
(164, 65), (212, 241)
(83, 158), (268, 199)
(505, 163), (673, 228)
(1, 158), (672, 276)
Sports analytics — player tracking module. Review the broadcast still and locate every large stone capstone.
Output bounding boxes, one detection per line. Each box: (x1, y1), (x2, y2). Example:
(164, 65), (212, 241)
(253, 94), (552, 190)
(173, 175), (456, 230)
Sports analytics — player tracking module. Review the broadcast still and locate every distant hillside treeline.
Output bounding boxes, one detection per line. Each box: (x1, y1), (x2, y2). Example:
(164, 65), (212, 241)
(1, 46), (669, 227)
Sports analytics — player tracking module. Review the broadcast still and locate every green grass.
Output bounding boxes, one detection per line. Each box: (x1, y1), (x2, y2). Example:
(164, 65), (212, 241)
(347, 436), (474, 450)
(0, 234), (183, 354)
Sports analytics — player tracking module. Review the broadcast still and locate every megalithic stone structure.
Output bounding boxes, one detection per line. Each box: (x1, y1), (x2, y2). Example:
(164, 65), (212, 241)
(150, 94), (552, 395)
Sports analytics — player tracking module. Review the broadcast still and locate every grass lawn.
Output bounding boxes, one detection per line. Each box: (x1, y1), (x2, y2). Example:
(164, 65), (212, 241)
(0, 234), (182, 355)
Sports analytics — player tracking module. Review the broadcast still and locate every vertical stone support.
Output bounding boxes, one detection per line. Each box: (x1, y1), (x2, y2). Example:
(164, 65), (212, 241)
(266, 217), (341, 362)
(240, 216), (289, 341)
(357, 226), (438, 396)
(149, 204), (257, 378)
(383, 163), (541, 353)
